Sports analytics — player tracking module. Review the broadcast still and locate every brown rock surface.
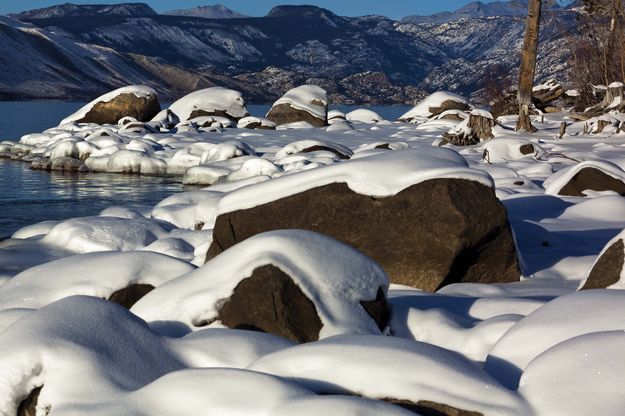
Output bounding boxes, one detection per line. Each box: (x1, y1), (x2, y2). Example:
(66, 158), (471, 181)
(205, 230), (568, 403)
(581, 239), (624, 290)
(215, 264), (389, 343)
(266, 103), (327, 127)
(109, 284), (155, 309)
(206, 179), (520, 291)
(387, 399), (483, 416)
(557, 167), (625, 197)
(76, 93), (160, 125)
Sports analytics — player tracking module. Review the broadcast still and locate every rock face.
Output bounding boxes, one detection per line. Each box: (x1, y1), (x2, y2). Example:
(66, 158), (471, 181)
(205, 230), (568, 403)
(557, 168), (625, 197)
(532, 79), (564, 107)
(399, 92), (471, 123)
(108, 284), (155, 309)
(73, 92), (160, 125)
(217, 265), (323, 343)
(581, 238), (624, 290)
(17, 386), (41, 416)
(206, 179), (520, 291)
(266, 85), (328, 127)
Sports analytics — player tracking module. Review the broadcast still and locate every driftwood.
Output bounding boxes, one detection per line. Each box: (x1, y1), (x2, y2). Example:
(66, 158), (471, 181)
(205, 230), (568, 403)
(584, 82), (625, 117)
(558, 122), (567, 139)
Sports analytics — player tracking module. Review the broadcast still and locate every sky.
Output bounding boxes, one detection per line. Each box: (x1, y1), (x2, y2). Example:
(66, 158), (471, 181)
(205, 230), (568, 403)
(0, 0), (511, 19)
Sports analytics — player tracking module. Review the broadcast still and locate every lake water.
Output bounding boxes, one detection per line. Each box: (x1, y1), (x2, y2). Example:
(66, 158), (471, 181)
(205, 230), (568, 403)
(0, 101), (412, 238)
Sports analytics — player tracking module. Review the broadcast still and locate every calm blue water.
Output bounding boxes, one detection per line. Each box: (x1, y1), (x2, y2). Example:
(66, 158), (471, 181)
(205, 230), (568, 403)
(0, 101), (411, 238)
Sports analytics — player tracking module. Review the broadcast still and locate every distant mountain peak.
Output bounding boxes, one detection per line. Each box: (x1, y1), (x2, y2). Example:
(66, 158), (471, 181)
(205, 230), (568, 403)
(10, 2), (157, 20)
(164, 4), (248, 19)
(266, 5), (346, 26)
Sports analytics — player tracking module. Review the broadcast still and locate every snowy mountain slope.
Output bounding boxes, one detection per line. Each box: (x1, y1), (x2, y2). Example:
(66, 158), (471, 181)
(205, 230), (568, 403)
(5, 3), (579, 103)
(9, 2), (157, 20)
(0, 16), (258, 100)
(402, 0), (569, 24)
(164, 5), (248, 19)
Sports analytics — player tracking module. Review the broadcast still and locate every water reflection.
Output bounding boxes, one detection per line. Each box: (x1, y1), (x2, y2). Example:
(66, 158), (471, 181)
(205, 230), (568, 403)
(0, 159), (185, 239)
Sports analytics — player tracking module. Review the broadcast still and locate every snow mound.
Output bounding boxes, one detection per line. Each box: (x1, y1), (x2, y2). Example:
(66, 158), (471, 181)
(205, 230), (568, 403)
(543, 160), (625, 196)
(60, 85), (156, 125)
(346, 109), (382, 123)
(485, 290), (625, 389)
(480, 138), (547, 163)
(216, 147), (493, 215)
(399, 91), (470, 122)
(132, 230), (389, 338)
(41, 216), (172, 253)
(274, 139), (353, 161)
(520, 330), (625, 415)
(0, 296), (295, 415)
(0, 251), (195, 312)
(250, 334), (530, 415)
(167, 87), (248, 121)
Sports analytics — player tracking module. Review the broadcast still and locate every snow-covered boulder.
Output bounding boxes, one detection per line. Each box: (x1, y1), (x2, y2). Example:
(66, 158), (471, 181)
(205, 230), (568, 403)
(274, 140), (353, 161)
(580, 230), (625, 289)
(133, 230), (390, 342)
(266, 85), (328, 128)
(0, 251), (195, 312)
(250, 335), (531, 415)
(205, 148), (520, 291)
(167, 87), (248, 122)
(543, 160), (625, 197)
(60, 85), (160, 125)
(237, 116), (276, 130)
(399, 91), (471, 123)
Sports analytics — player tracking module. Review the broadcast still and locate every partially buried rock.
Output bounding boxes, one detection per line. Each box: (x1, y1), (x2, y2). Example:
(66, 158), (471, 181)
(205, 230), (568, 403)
(580, 232), (625, 290)
(266, 85), (328, 127)
(543, 160), (625, 197)
(132, 230), (390, 342)
(60, 86), (160, 125)
(399, 91), (471, 123)
(167, 87), (249, 122)
(205, 148), (520, 291)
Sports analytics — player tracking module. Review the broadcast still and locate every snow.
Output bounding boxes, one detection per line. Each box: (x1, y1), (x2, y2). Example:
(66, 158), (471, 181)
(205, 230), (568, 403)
(399, 91), (470, 122)
(166, 87), (248, 122)
(132, 230), (389, 338)
(543, 160), (625, 196)
(216, 147), (493, 215)
(485, 290), (625, 389)
(60, 85), (156, 125)
(519, 330), (625, 415)
(270, 85), (328, 120)
(4, 100), (625, 413)
(0, 251), (195, 313)
(345, 109), (382, 123)
(250, 334), (531, 415)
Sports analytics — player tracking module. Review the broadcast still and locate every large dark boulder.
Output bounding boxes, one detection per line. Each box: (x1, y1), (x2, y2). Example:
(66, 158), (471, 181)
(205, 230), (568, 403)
(74, 93), (160, 125)
(206, 179), (520, 291)
(581, 237), (624, 290)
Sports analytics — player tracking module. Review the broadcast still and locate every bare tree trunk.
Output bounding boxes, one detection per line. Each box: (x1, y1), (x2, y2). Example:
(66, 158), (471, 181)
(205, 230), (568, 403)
(517, 0), (542, 133)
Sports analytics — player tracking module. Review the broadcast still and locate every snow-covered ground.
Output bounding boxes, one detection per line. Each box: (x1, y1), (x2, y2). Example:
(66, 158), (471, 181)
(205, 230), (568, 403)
(1, 91), (625, 415)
